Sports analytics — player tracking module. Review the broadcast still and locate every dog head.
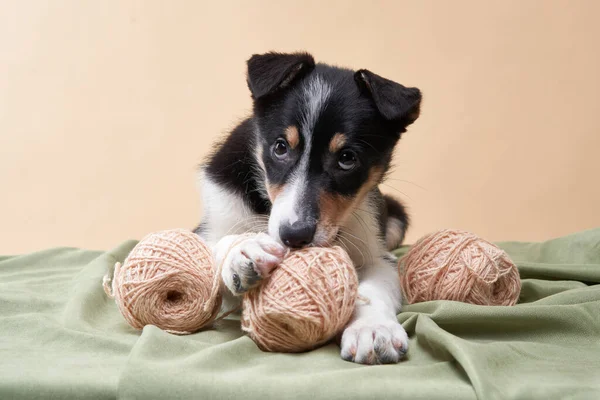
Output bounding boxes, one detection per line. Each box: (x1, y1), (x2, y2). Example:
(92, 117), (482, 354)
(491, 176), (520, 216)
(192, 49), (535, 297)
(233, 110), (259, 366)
(247, 52), (421, 248)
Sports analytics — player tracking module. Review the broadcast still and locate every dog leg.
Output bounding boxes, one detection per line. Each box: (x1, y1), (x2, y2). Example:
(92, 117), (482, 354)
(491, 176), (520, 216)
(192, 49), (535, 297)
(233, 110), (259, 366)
(340, 256), (408, 364)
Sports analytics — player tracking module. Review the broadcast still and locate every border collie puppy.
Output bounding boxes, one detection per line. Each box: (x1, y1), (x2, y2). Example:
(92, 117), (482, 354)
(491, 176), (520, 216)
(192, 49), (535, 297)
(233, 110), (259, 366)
(195, 52), (421, 364)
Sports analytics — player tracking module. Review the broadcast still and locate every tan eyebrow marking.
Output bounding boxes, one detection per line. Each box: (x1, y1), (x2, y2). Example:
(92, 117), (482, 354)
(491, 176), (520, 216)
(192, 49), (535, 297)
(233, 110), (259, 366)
(285, 126), (299, 149)
(329, 133), (346, 153)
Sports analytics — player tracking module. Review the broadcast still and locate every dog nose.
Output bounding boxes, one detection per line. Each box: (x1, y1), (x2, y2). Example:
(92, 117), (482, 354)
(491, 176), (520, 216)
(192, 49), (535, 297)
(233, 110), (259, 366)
(279, 222), (316, 248)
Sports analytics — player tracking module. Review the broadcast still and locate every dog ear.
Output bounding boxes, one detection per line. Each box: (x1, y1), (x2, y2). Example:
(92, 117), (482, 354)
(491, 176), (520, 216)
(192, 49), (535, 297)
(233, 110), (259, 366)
(354, 69), (422, 127)
(247, 52), (315, 100)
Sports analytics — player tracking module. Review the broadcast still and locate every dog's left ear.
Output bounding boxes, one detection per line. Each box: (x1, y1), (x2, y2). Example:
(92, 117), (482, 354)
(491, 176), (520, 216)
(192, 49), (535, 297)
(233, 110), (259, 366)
(355, 69), (422, 128)
(247, 52), (315, 100)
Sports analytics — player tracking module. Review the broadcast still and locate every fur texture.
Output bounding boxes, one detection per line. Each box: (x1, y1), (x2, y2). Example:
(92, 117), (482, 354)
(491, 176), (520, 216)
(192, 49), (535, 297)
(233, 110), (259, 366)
(195, 51), (421, 364)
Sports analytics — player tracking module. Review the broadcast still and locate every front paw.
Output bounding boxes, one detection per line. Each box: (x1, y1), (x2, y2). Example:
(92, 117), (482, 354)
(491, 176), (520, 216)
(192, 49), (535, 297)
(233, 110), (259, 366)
(220, 233), (286, 295)
(340, 316), (408, 365)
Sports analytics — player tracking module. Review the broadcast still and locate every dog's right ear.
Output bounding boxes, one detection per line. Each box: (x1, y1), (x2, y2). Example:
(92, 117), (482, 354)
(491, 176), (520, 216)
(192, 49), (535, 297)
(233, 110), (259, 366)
(247, 52), (315, 100)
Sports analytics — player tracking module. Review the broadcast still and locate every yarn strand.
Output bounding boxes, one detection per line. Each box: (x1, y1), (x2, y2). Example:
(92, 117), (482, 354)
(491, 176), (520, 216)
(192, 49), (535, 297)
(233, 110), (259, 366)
(103, 230), (265, 335)
(103, 229), (222, 334)
(399, 229), (520, 306)
(241, 246), (358, 353)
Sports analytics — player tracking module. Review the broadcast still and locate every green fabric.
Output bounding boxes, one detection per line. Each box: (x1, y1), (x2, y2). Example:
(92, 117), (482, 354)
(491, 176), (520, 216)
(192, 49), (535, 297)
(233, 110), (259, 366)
(1, 229), (600, 400)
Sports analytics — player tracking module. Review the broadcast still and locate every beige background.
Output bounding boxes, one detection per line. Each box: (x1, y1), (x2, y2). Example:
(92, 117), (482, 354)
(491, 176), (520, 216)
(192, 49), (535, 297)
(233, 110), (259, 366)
(1, 0), (599, 254)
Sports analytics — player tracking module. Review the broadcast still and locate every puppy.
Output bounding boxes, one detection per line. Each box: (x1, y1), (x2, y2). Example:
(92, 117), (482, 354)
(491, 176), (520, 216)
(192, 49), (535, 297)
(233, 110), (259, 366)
(195, 52), (421, 364)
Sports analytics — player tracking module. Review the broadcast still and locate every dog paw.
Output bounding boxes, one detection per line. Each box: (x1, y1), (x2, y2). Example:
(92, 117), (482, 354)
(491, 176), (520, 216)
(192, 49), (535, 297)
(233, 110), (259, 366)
(340, 315), (408, 365)
(218, 233), (286, 295)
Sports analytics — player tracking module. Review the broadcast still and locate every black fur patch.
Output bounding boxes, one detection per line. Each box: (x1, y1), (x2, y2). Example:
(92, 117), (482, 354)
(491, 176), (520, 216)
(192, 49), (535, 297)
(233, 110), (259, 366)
(203, 119), (271, 215)
(383, 194), (410, 232)
(252, 62), (420, 202)
(200, 52), (420, 244)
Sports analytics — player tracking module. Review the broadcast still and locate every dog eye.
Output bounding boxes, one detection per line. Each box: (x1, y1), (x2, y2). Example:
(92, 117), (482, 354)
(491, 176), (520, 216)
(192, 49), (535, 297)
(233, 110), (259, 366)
(338, 150), (357, 171)
(273, 139), (289, 159)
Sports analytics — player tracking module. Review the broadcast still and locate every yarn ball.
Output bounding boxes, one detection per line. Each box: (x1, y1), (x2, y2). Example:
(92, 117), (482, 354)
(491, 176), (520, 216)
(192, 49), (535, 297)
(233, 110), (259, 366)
(103, 229), (221, 334)
(241, 246), (358, 353)
(399, 229), (521, 306)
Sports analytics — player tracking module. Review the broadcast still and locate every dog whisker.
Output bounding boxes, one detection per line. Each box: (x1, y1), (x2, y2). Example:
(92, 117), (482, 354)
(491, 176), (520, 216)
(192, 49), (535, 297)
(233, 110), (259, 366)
(336, 234), (365, 268)
(350, 210), (373, 237)
(211, 159), (245, 175)
(356, 139), (383, 156)
(336, 237), (350, 255)
(224, 215), (270, 236)
(382, 178), (427, 191)
(340, 227), (373, 264)
(380, 183), (412, 200)
(337, 231), (368, 268)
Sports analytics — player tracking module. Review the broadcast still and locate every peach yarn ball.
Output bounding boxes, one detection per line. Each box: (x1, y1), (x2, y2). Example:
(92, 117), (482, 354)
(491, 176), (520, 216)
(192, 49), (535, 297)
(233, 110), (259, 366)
(399, 229), (521, 306)
(242, 246), (358, 353)
(103, 229), (221, 334)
